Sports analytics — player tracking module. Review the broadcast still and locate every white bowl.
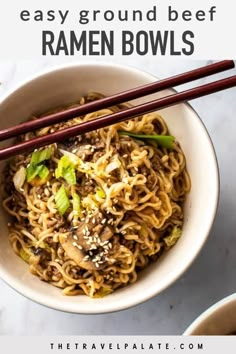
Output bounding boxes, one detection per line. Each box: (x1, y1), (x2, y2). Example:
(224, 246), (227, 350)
(184, 294), (236, 335)
(0, 63), (219, 314)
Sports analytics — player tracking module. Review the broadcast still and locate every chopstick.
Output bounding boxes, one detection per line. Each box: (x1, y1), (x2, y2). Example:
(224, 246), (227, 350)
(0, 60), (234, 142)
(0, 74), (235, 160)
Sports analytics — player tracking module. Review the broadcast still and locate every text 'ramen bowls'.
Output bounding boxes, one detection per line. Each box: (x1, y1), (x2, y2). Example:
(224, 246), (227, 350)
(0, 63), (219, 314)
(184, 294), (236, 335)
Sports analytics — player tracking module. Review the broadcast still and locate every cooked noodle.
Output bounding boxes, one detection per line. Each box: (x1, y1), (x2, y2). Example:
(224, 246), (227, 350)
(1, 92), (190, 297)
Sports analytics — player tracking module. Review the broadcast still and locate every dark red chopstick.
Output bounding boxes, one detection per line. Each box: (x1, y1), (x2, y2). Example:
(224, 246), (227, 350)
(0, 74), (235, 160)
(0, 60), (234, 142)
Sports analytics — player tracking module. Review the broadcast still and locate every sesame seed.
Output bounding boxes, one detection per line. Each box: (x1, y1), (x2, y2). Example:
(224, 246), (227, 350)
(44, 188), (50, 197)
(95, 263), (99, 268)
(72, 149), (77, 153)
(47, 181), (50, 186)
(20, 188), (24, 192)
(101, 219), (106, 224)
(37, 194), (41, 199)
(78, 245), (83, 250)
(72, 242), (77, 247)
(7, 222), (11, 227)
(123, 154), (128, 158)
(73, 235), (78, 240)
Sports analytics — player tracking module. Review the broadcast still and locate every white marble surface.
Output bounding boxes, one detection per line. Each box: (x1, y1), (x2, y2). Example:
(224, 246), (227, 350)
(0, 59), (235, 335)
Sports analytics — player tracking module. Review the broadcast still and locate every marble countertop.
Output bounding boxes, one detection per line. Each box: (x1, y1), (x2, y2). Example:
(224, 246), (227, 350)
(0, 59), (235, 335)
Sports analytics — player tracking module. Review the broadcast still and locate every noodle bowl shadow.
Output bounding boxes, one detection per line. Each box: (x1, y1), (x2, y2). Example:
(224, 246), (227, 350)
(0, 63), (219, 314)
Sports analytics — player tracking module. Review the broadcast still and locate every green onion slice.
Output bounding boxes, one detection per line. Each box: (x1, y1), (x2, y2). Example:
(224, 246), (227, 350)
(27, 164), (44, 182)
(118, 131), (175, 148)
(55, 185), (70, 216)
(37, 165), (49, 180)
(55, 156), (76, 185)
(30, 148), (52, 165)
(164, 226), (182, 247)
(26, 147), (52, 182)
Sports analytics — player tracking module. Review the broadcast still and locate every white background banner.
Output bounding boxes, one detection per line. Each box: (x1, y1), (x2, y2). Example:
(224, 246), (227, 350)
(0, 336), (236, 354)
(0, 0), (235, 60)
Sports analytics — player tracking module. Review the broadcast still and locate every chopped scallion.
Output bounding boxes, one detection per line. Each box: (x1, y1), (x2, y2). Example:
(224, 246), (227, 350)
(55, 155), (76, 185)
(38, 165), (49, 180)
(118, 131), (175, 148)
(55, 185), (70, 216)
(27, 164), (45, 182)
(164, 226), (182, 247)
(30, 148), (52, 165)
(26, 147), (52, 183)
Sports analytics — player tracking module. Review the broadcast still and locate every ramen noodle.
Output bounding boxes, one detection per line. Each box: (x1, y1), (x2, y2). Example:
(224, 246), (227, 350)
(1, 92), (191, 297)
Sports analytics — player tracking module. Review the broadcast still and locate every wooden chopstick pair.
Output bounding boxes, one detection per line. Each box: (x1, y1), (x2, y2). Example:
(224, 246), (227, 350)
(0, 60), (235, 160)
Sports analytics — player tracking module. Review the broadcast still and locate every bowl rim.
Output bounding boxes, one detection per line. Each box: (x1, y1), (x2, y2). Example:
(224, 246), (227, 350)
(183, 293), (236, 335)
(0, 61), (220, 314)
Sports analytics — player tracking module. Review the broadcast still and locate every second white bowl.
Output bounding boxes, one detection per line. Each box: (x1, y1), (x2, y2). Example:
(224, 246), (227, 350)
(184, 294), (236, 335)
